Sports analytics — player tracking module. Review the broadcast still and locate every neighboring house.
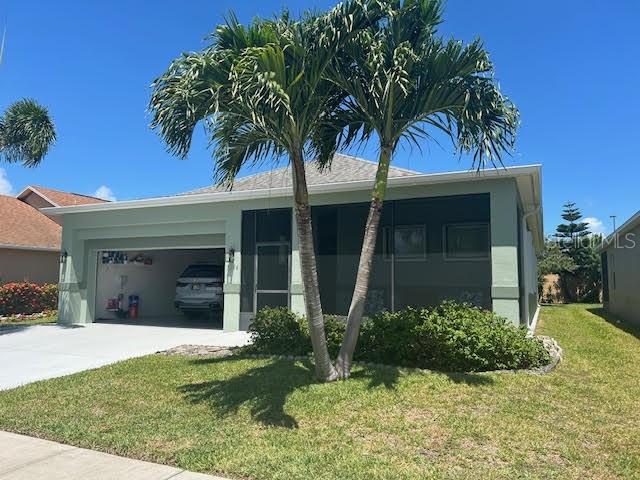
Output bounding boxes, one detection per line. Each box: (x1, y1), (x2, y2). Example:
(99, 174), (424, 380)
(599, 210), (640, 325)
(0, 187), (106, 284)
(44, 155), (543, 332)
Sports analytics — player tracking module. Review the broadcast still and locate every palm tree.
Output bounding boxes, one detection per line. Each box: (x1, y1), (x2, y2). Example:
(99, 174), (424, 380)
(149, 1), (380, 381)
(0, 98), (56, 167)
(324, 0), (519, 378)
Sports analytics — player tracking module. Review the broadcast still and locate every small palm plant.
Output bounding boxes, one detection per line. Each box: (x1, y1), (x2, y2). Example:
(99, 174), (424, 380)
(0, 98), (56, 167)
(324, 0), (519, 378)
(149, 1), (380, 381)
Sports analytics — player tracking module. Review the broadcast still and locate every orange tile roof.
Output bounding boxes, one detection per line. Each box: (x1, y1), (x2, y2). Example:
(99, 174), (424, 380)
(28, 186), (107, 206)
(0, 194), (61, 250)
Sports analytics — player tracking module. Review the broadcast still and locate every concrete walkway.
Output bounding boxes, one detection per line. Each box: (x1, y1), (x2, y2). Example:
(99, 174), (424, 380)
(0, 323), (250, 390)
(0, 431), (228, 479)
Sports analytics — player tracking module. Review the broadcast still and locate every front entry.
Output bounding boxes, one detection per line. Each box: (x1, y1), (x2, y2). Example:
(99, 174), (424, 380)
(255, 242), (290, 311)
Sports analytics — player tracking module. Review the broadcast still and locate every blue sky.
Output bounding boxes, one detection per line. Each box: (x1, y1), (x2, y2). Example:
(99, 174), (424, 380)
(1, 0), (638, 234)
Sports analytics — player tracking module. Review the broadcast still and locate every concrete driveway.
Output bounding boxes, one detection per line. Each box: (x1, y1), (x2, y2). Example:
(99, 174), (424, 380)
(0, 323), (250, 391)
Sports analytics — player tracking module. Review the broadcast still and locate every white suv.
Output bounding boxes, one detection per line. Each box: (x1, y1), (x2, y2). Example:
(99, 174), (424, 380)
(174, 263), (224, 315)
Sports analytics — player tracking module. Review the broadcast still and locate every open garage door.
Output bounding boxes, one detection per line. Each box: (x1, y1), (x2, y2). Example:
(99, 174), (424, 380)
(95, 248), (225, 328)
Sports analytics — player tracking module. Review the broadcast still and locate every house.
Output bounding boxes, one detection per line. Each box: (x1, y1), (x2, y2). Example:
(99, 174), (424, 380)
(0, 187), (106, 284)
(599, 210), (640, 325)
(43, 155), (543, 332)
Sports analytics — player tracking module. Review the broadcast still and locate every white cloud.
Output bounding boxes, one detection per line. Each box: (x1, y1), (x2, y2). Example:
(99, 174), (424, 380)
(93, 185), (116, 202)
(584, 217), (607, 235)
(0, 168), (13, 195)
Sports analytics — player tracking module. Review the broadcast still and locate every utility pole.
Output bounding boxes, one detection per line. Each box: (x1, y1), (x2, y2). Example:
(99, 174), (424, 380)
(0, 26), (5, 66)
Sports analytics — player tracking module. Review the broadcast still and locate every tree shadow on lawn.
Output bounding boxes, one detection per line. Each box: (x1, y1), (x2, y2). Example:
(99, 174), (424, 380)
(349, 365), (400, 390)
(349, 366), (491, 388)
(179, 357), (315, 429)
(179, 357), (493, 429)
(587, 306), (640, 340)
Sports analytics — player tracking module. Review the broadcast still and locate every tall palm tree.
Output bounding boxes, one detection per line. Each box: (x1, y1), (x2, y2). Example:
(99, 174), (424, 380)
(149, 1), (380, 381)
(324, 0), (519, 378)
(0, 98), (56, 167)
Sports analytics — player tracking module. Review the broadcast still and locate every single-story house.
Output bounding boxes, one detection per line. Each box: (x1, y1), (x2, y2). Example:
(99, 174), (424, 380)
(599, 210), (640, 325)
(43, 155), (543, 332)
(0, 186), (106, 284)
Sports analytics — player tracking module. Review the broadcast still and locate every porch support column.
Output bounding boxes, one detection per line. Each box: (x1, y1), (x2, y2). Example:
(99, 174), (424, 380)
(58, 229), (91, 325)
(290, 210), (306, 316)
(490, 180), (521, 326)
(223, 215), (241, 331)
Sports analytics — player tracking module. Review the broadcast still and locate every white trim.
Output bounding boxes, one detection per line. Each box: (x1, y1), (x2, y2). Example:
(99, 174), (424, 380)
(90, 245), (226, 252)
(43, 164), (542, 216)
(528, 304), (541, 336)
(0, 243), (60, 252)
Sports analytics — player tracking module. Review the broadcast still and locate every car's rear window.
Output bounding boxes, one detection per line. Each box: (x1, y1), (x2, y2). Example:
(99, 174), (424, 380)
(180, 265), (223, 278)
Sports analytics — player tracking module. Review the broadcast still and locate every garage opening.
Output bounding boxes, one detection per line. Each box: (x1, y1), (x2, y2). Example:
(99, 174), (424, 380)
(94, 248), (225, 329)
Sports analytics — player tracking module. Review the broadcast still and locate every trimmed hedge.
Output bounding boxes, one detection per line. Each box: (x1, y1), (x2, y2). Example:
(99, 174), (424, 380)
(248, 302), (550, 372)
(0, 282), (59, 315)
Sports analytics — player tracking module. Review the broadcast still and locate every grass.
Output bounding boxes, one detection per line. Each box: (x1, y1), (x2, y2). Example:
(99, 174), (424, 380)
(0, 304), (638, 479)
(0, 312), (57, 328)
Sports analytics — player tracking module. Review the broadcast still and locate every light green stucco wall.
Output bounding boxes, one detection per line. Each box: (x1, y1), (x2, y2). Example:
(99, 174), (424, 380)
(603, 224), (640, 325)
(58, 176), (525, 330)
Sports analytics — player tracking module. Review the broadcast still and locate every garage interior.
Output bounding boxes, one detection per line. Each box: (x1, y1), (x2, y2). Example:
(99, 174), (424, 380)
(95, 248), (225, 329)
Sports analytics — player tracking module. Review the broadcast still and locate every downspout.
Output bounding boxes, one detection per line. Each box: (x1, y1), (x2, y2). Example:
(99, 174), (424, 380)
(522, 205), (542, 335)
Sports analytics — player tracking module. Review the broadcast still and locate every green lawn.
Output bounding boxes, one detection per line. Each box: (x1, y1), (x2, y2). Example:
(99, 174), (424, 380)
(0, 312), (57, 328)
(0, 305), (638, 479)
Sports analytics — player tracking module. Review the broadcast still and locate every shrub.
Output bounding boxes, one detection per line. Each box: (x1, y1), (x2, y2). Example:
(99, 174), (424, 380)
(0, 282), (59, 315)
(248, 302), (551, 372)
(249, 307), (311, 355)
(40, 284), (59, 310)
(411, 302), (550, 371)
(356, 309), (421, 365)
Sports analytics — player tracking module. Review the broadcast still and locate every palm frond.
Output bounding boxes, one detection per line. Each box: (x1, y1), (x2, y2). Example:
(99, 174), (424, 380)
(0, 99), (56, 167)
(209, 112), (283, 188)
(323, 0), (518, 169)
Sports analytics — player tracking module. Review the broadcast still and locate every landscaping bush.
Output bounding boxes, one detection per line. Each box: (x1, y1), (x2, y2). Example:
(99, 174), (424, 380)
(411, 302), (550, 371)
(249, 307), (311, 355)
(0, 282), (59, 315)
(40, 283), (59, 310)
(249, 302), (551, 372)
(356, 308), (421, 365)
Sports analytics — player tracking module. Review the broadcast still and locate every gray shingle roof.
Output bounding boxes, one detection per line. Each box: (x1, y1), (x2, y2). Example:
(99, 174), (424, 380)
(182, 154), (418, 195)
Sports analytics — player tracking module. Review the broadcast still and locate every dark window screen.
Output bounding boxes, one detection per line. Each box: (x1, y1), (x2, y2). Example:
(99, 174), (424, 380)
(312, 193), (492, 315)
(241, 208), (291, 313)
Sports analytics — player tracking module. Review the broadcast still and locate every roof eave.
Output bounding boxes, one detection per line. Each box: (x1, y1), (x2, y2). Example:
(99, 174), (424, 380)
(43, 164), (542, 216)
(16, 186), (61, 208)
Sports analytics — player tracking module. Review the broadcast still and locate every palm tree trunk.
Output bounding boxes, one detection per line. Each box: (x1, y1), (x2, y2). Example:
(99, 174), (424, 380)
(290, 152), (339, 382)
(335, 146), (393, 378)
